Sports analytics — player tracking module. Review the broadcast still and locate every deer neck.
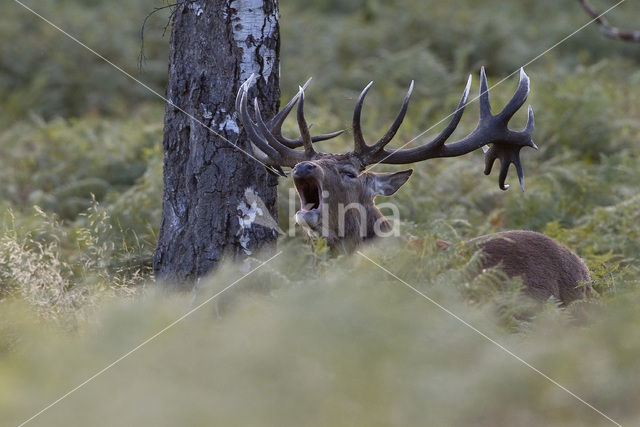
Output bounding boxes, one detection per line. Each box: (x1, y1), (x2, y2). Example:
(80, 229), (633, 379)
(364, 205), (392, 240)
(326, 204), (390, 253)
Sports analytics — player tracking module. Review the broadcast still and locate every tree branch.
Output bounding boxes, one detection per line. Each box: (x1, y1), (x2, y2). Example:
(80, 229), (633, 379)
(579, 0), (640, 42)
(138, 2), (183, 73)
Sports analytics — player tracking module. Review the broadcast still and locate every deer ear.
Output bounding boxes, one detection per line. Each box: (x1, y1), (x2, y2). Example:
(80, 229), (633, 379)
(370, 169), (413, 196)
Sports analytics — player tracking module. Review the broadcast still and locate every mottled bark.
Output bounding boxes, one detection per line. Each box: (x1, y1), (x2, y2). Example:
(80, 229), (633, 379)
(154, 0), (280, 285)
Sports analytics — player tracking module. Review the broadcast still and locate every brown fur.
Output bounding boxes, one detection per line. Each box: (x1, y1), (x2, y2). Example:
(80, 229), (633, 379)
(471, 231), (591, 304)
(292, 158), (591, 305)
(293, 156), (402, 253)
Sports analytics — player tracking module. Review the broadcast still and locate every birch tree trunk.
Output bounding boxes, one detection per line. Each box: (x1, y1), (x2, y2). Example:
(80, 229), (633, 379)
(153, 0), (280, 285)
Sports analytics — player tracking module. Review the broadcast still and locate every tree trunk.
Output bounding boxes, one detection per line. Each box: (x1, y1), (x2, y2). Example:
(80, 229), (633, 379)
(154, 0), (280, 285)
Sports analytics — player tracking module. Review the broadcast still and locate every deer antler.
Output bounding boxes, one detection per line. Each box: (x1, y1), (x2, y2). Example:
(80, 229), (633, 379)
(354, 68), (536, 191)
(237, 69), (536, 190)
(236, 75), (344, 173)
(353, 80), (415, 157)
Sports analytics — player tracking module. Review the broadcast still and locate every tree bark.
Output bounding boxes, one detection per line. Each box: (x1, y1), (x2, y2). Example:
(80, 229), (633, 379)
(154, 0), (280, 285)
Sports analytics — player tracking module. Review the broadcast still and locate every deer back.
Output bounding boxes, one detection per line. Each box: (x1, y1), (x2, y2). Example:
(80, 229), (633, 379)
(471, 230), (591, 304)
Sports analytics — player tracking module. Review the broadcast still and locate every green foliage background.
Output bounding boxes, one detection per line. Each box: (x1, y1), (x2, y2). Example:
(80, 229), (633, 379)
(1, 0), (639, 425)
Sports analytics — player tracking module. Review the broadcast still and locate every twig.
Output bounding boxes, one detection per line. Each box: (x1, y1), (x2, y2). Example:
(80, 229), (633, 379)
(138, 2), (184, 73)
(578, 0), (640, 42)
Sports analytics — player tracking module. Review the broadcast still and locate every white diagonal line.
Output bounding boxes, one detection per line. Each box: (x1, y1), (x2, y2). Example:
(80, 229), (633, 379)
(10, 0), (274, 172)
(364, 0), (627, 172)
(356, 251), (622, 427)
(17, 251), (282, 427)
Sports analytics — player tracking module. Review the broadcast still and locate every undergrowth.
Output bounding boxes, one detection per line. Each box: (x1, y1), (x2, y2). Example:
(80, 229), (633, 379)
(1, 0), (639, 425)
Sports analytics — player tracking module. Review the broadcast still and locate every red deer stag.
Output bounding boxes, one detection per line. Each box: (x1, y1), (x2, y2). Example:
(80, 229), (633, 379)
(236, 69), (591, 304)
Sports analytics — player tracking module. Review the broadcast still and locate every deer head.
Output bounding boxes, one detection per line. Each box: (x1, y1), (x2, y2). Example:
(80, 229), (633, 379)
(236, 69), (536, 252)
(289, 156), (413, 252)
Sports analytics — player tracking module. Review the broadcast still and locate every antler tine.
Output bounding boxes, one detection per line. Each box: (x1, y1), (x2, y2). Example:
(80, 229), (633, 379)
(483, 143), (526, 191)
(524, 105), (535, 138)
(252, 98), (306, 165)
(476, 68), (536, 191)
(235, 74), (255, 121)
(274, 127), (345, 148)
(236, 75), (348, 171)
(267, 77), (312, 129)
(296, 86), (316, 157)
(479, 66), (492, 120)
(484, 103), (536, 192)
(364, 68), (536, 191)
(361, 74), (473, 165)
(426, 74), (472, 149)
(236, 76), (307, 169)
(352, 81), (374, 155)
(267, 78), (345, 148)
(238, 89), (282, 162)
(265, 77), (307, 148)
(496, 68), (530, 123)
(367, 80), (414, 155)
(236, 75), (285, 174)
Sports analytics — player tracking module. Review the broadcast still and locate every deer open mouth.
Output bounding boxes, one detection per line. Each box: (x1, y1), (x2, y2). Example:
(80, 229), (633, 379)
(293, 176), (323, 230)
(294, 176), (322, 212)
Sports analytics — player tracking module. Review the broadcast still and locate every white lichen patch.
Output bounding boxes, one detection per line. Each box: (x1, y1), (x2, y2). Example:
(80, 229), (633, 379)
(201, 103), (213, 120)
(258, 41), (275, 83)
(188, 2), (204, 16)
(237, 188), (263, 255)
(237, 188), (283, 255)
(239, 234), (252, 255)
(230, 0), (277, 82)
(201, 105), (240, 135)
(245, 188), (283, 233)
(219, 114), (240, 134)
(237, 197), (263, 229)
(168, 203), (181, 231)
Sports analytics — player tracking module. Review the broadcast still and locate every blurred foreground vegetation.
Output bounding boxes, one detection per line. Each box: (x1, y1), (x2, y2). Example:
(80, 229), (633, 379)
(1, 0), (639, 425)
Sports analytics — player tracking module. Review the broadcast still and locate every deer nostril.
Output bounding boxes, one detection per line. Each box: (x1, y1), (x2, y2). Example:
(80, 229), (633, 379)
(293, 162), (316, 178)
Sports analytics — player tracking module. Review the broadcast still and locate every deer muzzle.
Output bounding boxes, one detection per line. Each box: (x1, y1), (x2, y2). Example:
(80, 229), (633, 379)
(293, 162), (323, 230)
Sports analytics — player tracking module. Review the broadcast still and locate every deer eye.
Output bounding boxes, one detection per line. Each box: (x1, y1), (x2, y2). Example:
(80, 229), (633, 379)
(341, 170), (357, 179)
